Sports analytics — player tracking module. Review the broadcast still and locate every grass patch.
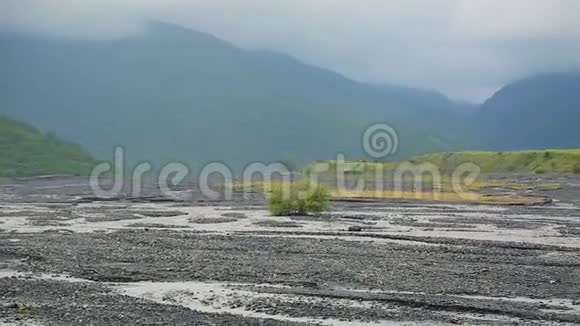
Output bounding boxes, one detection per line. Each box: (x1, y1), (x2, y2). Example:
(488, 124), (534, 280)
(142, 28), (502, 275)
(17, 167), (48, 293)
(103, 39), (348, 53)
(412, 149), (580, 174)
(306, 149), (580, 175)
(16, 303), (33, 315)
(467, 180), (561, 192)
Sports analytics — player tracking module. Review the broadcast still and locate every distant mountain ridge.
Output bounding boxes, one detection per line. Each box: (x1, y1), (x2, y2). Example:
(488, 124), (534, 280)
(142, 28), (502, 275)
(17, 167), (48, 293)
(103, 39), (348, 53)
(0, 22), (470, 170)
(478, 72), (580, 150)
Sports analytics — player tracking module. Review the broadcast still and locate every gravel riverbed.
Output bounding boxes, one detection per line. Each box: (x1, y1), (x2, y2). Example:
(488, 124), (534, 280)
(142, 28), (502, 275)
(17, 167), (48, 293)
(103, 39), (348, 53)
(1, 177), (579, 325)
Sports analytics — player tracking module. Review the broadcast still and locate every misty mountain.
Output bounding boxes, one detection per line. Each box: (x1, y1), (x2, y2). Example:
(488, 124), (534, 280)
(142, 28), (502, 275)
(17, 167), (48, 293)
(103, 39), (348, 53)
(371, 84), (460, 111)
(479, 72), (580, 150)
(0, 22), (469, 171)
(0, 116), (95, 177)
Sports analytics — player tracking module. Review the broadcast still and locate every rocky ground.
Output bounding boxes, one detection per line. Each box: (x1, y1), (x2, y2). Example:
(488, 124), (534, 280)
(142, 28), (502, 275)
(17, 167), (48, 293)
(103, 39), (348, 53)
(0, 176), (579, 325)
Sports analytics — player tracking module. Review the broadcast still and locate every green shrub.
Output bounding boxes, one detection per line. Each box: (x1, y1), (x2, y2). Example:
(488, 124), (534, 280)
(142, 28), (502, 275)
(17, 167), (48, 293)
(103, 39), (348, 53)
(573, 164), (580, 174)
(268, 180), (330, 216)
(533, 167), (545, 174)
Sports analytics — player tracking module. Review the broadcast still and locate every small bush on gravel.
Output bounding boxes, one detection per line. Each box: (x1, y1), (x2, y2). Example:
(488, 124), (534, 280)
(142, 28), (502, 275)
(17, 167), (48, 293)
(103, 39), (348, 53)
(268, 180), (330, 216)
(533, 167), (546, 174)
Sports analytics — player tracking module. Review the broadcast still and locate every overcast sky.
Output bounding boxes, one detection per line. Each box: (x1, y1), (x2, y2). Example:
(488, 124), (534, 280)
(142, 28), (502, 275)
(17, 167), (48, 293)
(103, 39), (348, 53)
(2, 0), (580, 102)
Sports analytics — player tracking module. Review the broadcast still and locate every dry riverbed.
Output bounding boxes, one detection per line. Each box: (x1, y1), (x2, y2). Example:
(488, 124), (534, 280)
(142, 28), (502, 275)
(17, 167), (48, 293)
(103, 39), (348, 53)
(0, 177), (579, 325)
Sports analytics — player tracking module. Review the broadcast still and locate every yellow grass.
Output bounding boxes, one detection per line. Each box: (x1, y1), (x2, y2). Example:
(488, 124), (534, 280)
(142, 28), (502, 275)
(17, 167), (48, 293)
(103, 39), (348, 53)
(330, 189), (546, 205)
(467, 180), (561, 191)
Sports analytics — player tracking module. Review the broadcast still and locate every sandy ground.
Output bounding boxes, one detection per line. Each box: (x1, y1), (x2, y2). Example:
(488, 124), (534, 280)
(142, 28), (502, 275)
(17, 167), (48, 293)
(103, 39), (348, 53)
(0, 177), (579, 325)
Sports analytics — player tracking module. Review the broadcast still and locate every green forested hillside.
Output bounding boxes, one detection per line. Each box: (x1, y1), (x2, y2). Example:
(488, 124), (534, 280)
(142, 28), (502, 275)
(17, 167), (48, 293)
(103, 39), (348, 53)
(0, 116), (96, 177)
